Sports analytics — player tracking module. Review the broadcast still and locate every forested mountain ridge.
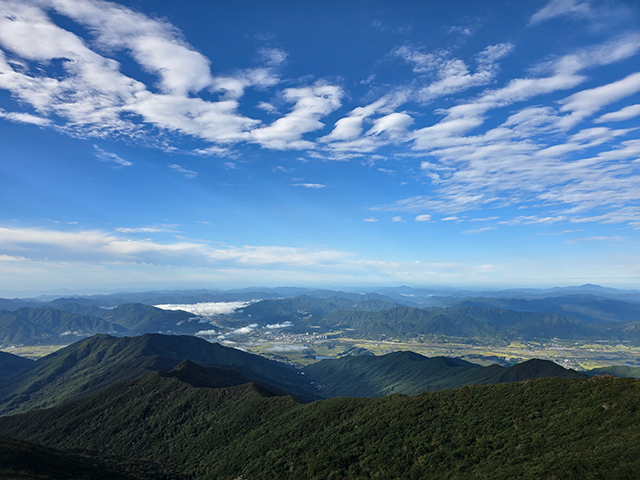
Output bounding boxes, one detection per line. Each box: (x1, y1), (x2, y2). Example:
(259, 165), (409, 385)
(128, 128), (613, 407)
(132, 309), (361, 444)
(0, 364), (637, 480)
(302, 352), (586, 397)
(0, 333), (316, 416)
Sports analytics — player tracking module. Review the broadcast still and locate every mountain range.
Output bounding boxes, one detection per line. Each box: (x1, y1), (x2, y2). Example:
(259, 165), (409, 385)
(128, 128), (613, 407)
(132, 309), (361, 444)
(0, 353), (637, 479)
(303, 352), (587, 397)
(0, 333), (317, 416)
(4, 285), (640, 347)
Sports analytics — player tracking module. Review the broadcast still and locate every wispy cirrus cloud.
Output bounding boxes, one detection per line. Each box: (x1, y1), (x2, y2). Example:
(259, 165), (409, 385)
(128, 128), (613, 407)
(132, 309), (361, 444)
(372, 32), (640, 226)
(93, 145), (132, 166)
(169, 164), (197, 178)
(0, 108), (50, 125)
(529, 0), (594, 25)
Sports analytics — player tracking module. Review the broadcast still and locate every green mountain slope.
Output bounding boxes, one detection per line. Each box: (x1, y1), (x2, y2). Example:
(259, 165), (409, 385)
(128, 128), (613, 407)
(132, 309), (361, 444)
(0, 351), (34, 379)
(303, 352), (586, 397)
(0, 308), (127, 347)
(230, 294), (400, 327)
(0, 363), (298, 478)
(51, 303), (198, 334)
(0, 312), (59, 345)
(289, 303), (640, 343)
(11, 307), (126, 335)
(0, 370), (638, 480)
(0, 333), (315, 416)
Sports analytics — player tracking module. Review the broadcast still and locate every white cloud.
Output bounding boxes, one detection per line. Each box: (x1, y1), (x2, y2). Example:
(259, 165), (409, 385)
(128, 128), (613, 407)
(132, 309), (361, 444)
(265, 321), (293, 329)
(391, 216), (403, 222)
(364, 217), (378, 222)
(462, 226), (494, 234)
(256, 101), (279, 114)
(156, 301), (249, 316)
(392, 43), (514, 104)
(596, 104), (640, 123)
(294, 183), (326, 189)
(0, 108), (50, 125)
(415, 214), (431, 222)
(257, 47), (288, 66)
(0, 226), (355, 267)
(116, 225), (177, 233)
(93, 145), (132, 166)
(558, 72), (640, 128)
(529, 0), (593, 25)
(169, 163), (197, 178)
(195, 329), (217, 336)
(319, 92), (410, 149)
(366, 112), (414, 137)
(251, 84), (343, 150)
(231, 323), (258, 335)
(0, 0), (274, 146)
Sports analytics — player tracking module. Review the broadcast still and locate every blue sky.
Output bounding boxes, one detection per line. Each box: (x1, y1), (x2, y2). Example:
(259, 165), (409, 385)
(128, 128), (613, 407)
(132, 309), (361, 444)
(1, 0), (640, 294)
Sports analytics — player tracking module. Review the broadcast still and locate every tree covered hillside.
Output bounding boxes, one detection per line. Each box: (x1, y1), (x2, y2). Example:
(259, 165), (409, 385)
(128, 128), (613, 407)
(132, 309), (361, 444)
(0, 364), (638, 480)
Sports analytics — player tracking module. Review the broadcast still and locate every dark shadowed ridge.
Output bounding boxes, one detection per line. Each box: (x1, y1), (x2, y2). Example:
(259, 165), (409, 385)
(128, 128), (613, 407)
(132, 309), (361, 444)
(0, 351), (34, 378)
(0, 435), (181, 480)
